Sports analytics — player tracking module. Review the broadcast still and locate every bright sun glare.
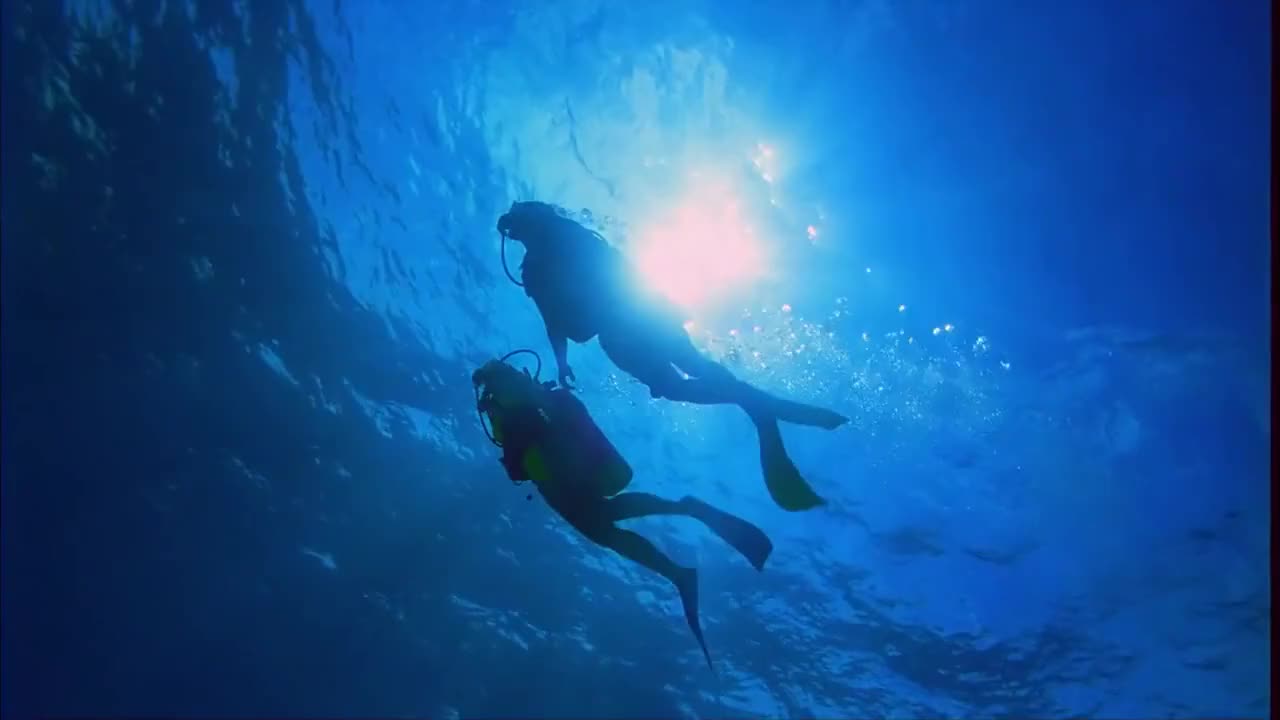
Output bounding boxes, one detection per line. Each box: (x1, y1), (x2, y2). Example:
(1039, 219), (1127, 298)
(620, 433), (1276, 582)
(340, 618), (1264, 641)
(632, 175), (766, 312)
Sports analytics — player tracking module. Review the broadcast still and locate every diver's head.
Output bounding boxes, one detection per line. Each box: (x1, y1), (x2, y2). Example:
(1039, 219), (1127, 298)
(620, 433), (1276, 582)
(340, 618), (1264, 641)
(496, 201), (560, 246)
(473, 358), (544, 410)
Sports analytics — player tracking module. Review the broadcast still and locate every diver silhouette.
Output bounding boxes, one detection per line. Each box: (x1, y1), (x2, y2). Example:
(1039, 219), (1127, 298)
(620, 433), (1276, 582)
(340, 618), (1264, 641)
(495, 201), (848, 510)
(473, 354), (773, 668)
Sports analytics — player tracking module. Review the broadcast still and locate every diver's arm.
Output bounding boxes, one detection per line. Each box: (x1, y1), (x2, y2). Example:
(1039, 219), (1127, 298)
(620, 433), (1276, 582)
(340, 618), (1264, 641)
(548, 330), (575, 387)
(531, 294), (574, 387)
(521, 268), (574, 387)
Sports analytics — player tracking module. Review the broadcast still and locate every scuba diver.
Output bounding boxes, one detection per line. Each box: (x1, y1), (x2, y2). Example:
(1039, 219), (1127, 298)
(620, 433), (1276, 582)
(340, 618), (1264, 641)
(473, 352), (774, 669)
(495, 200), (849, 511)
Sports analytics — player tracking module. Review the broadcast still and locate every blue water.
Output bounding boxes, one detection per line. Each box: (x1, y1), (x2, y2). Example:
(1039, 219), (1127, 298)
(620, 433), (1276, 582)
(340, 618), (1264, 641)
(0, 1), (1270, 717)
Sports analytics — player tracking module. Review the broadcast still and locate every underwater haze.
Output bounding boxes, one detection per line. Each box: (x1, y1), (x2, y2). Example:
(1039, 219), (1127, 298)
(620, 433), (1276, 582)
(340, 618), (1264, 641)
(0, 0), (1271, 718)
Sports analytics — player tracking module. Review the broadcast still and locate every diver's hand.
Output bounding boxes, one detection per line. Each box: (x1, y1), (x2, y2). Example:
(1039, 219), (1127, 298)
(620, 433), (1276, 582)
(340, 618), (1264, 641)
(558, 365), (576, 389)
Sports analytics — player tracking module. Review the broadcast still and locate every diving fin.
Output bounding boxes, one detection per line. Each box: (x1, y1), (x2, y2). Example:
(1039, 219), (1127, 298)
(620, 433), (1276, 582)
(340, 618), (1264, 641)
(681, 496), (774, 571)
(753, 414), (826, 512)
(676, 567), (713, 670)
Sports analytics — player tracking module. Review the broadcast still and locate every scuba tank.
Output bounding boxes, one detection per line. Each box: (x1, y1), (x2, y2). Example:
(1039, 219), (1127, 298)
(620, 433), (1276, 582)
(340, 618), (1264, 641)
(474, 352), (632, 497)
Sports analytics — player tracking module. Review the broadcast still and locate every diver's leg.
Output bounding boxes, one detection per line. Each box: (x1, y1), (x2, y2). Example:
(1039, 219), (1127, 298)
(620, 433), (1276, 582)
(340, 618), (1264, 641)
(662, 331), (849, 430)
(597, 328), (693, 399)
(599, 326), (756, 409)
(599, 315), (847, 429)
(603, 491), (685, 520)
(598, 322), (743, 403)
(743, 387), (849, 430)
(582, 522), (712, 669)
(662, 373), (849, 428)
(604, 492), (775, 571)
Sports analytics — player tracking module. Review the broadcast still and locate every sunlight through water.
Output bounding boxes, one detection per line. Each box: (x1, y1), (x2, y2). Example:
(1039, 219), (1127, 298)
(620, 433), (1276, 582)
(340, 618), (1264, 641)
(631, 169), (768, 312)
(631, 186), (765, 310)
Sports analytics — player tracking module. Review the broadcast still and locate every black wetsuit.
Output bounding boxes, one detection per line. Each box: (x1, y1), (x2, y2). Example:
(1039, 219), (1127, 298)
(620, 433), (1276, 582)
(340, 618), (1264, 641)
(491, 383), (774, 668)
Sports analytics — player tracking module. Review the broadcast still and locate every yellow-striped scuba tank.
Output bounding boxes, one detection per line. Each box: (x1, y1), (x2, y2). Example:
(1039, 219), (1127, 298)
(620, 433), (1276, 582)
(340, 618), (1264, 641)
(473, 351), (632, 497)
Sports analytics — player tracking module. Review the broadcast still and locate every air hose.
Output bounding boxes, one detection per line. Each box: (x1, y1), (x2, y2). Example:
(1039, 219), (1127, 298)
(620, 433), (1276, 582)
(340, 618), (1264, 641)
(500, 231), (524, 287)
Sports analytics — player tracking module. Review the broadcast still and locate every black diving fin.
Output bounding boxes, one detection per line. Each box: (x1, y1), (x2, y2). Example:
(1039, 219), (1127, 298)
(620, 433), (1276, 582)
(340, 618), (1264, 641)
(681, 496), (774, 571)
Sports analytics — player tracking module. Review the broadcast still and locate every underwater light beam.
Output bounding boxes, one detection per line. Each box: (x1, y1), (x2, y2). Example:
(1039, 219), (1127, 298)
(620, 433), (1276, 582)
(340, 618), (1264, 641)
(632, 181), (767, 312)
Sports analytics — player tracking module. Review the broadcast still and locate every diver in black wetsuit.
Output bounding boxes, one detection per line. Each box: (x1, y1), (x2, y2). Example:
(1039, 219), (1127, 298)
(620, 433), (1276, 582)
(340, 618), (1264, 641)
(473, 357), (773, 669)
(495, 201), (849, 511)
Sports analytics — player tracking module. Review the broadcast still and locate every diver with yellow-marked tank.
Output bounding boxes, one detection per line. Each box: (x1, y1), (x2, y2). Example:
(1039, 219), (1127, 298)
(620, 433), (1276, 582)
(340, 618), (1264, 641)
(494, 200), (849, 512)
(473, 350), (773, 669)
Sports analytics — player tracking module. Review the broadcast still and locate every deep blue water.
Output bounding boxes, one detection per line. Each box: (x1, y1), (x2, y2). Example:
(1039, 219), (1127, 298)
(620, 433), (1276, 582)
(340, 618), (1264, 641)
(0, 1), (1270, 717)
